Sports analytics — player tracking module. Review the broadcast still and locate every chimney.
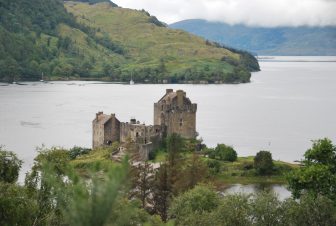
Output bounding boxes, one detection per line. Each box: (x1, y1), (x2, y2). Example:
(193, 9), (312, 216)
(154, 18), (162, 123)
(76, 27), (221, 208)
(166, 89), (173, 94)
(177, 90), (184, 107)
(96, 111), (103, 120)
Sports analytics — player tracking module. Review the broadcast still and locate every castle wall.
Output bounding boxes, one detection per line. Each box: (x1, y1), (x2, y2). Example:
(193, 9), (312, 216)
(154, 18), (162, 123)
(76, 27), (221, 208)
(93, 122), (104, 149)
(93, 89), (196, 159)
(104, 115), (120, 144)
(120, 122), (161, 144)
(154, 89), (197, 139)
(138, 143), (154, 161)
(167, 109), (196, 139)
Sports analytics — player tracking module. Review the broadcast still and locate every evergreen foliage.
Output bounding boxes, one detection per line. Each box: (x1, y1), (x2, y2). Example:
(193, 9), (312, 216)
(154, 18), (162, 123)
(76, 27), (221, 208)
(254, 151), (274, 175)
(1, 138), (336, 225)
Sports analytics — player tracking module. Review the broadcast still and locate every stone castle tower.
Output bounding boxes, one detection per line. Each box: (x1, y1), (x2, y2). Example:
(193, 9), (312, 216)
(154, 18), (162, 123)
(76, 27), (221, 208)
(154, 89), (197, 139)
(92, 89), (197, 159)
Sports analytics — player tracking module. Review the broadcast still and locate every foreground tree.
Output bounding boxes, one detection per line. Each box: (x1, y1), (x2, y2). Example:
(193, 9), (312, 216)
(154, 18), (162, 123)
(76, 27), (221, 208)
(175, 153), (208, 192)
(287, 138), (336, 202)
(169, 185), (220, 226)
(153, 164), (171, 222)
(130, 161), (155, 209)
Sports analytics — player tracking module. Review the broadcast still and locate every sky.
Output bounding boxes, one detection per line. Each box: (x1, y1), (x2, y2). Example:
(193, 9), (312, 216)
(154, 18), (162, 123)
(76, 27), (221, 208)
(112, 0), (336, 27)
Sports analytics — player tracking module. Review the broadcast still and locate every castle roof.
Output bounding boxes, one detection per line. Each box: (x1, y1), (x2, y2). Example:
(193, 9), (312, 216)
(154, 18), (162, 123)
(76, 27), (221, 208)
(159, 92), (177, 102)
(158, 89), (193, 105)
(93, 112), (113, 125)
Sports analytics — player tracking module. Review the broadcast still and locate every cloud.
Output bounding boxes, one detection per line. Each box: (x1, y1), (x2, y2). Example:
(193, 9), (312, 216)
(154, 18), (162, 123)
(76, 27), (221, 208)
(112, 0), (336, 27)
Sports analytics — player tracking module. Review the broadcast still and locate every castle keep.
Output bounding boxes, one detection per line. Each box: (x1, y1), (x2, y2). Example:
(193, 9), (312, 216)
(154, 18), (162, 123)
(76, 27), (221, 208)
(92, 89), (197, 160)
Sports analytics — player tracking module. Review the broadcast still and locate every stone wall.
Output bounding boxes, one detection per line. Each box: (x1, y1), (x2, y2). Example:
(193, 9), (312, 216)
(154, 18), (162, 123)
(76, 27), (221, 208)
(154, 89), (197, 139)
(92, 122), (104, 149)
(166, 109), (196, 139)
(104, 114), (120, 144)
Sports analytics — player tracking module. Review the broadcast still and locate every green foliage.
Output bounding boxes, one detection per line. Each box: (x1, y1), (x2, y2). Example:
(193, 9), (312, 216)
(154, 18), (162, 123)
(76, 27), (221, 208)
(287, 138), (336, 202)
(0, 147), (23, 183)
(251, 192), (285, 226)
(68, 146), (91, 160)
(0, 0), (258, 83)
(148, 16), (166, 27)
(0, 182), (38, 226)
(130, 161), (155, 209)
(282, 194), (336, 226)
(214, 194), (252, 226)
(34, 146), (70, 175)
(153, 164), (171, 222)
(69, 0), (117, 6)
(169, 187), (336, 226)
(254, 151), (274, 175)
(175, 153), (208, 192)
(213, 144), (238, 162)
(169, 185), (220, 226)
(207, 159), (221, 174)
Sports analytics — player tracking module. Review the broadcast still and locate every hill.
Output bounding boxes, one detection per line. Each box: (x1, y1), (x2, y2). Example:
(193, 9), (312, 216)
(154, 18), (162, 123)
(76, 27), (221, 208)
(170, 19), (336, 56)
(0, 0), (259, 83)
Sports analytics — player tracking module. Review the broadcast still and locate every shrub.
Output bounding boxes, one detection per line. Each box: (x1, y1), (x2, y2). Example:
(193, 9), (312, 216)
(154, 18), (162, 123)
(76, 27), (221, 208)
(0, 147), (22, 183)
(69, 146), (91, 160)
(207, 159), (221, 174)
(215, 144), (237, 162)
(254, 151), (273, 175)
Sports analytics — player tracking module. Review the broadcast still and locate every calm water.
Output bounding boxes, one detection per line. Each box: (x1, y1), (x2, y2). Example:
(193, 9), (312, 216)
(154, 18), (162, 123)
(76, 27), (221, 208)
(222, 184), (292, 201)
(1, 56), (336, 191)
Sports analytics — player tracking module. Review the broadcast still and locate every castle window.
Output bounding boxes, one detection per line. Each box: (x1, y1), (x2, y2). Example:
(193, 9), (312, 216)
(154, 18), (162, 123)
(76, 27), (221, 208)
(136, 132), (139, 137)
(180, 118), (183, 127)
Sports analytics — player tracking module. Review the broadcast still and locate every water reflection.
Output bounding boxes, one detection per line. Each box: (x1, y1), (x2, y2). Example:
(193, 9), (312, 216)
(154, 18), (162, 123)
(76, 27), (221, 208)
(222, 184), (292, 200)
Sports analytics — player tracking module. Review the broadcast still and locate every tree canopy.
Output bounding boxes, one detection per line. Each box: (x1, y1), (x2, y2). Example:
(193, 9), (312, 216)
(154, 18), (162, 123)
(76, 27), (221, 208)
(287, 138), (336, 202)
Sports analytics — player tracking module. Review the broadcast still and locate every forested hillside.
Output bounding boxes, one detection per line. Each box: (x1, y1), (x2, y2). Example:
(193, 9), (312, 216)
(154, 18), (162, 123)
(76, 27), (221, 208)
(171, 19), (336, 56)
(0, 0), (259, 83)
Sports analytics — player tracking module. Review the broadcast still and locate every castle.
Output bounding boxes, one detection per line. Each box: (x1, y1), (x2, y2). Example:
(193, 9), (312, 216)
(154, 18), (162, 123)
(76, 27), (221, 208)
(92, 89), (197, 160)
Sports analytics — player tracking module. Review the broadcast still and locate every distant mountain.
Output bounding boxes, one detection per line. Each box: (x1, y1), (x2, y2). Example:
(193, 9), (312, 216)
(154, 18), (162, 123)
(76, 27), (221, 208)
(0, 0), (258, 83)
(170, 19), (336, 56)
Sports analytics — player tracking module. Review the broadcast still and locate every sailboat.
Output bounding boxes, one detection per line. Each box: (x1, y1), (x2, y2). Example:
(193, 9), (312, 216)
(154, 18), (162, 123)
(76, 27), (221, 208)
(130, 72), (134, 85)
(40, 72), (44, 82)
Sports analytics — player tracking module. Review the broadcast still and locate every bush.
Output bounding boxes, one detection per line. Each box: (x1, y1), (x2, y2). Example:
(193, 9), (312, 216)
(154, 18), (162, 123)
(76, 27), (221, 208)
(207, 159), (221, 174)
(68, 146), (91, 160)
(0, 147), (23, 183)
(254, 151), (273, 175)
(215, 144), (237, 162)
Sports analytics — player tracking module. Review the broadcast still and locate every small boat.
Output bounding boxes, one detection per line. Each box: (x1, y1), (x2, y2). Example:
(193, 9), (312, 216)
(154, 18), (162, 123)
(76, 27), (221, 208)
(129, 72), (135, 85)
(40, 72), (44, 82)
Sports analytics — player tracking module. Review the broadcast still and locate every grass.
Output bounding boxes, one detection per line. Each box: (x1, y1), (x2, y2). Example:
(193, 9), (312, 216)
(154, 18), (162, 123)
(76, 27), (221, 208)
(211, 156), (299, 185)
(63, 1), (242, 80)
(70, 147), (120, 176)
(149, 151), (298, 185)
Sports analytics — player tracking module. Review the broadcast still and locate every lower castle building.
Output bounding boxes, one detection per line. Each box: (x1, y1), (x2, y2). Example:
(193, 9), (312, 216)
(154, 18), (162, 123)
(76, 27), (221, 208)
(92, 89), (197, 160)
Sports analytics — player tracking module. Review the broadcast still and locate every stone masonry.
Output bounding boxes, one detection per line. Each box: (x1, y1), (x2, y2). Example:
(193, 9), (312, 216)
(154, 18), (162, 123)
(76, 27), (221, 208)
(92, 89), (197, 160)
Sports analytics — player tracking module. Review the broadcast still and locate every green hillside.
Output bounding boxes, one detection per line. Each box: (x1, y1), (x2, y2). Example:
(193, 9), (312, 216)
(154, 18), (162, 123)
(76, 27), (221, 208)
(0, 0), (259, 83)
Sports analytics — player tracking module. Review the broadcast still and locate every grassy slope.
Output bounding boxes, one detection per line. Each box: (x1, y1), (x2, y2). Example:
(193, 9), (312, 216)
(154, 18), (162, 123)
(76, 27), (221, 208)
(213, 156), (298, 185)
(64, 2), (239, 79)
(150, 152), (298, 185)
